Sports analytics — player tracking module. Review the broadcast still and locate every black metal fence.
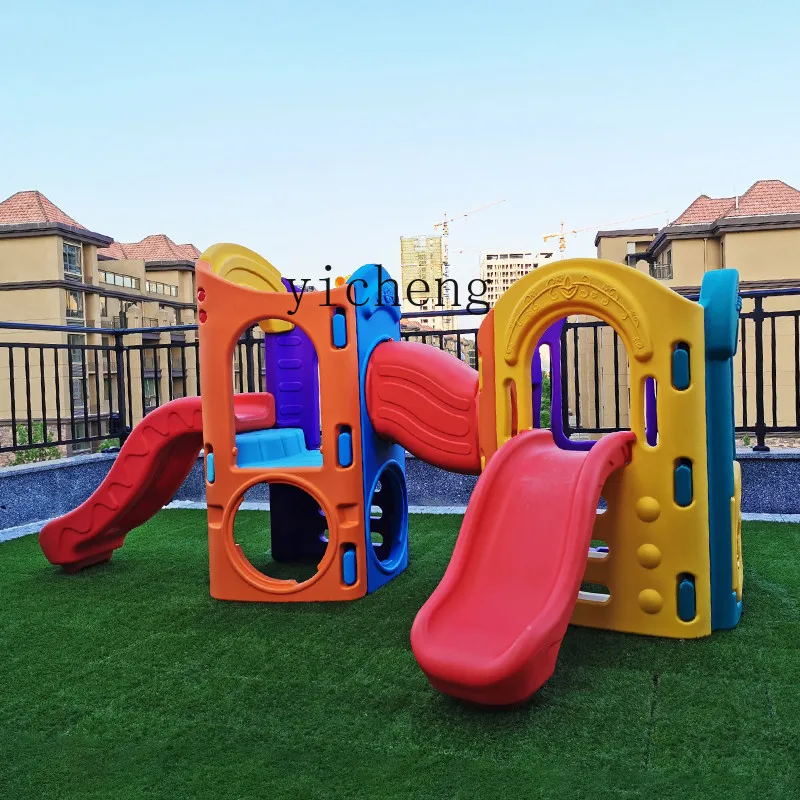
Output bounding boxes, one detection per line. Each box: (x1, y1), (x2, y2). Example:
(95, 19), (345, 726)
(549, 288), (800, 450)
(0, 322), (265, 458)
(1, 287), (798, 459)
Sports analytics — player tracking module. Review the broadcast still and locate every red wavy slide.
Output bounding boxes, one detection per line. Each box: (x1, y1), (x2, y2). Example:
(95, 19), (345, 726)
(411, 429), (635, 706)
(39, 394), (275, 573)
(366, 340), (481, 474)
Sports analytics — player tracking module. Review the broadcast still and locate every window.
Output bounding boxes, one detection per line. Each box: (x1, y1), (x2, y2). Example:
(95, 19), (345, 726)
(626, 241), (637, 255)
(63, 242), (82, 277)
(71, 376), (87, 409)
(100, 295), (109, 317)
(99, 269), (140, 290)
(67, 333), (85, 366)
(70, 420), (90, 453)
(146, 280), (179, 297)
(65, 289), (84, 320)
(144, 378), (158, 409)
(101, 335), (113, 372)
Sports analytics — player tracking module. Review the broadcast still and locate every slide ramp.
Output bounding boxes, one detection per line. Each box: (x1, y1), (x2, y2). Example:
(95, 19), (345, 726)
(366, 340), (480, 474)
(411, 429), (634, 705)
(39, 394), (274, 572)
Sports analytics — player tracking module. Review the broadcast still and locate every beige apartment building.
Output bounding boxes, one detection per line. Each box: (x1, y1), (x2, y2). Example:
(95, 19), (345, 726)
(0, 190), (201, 457)
(399, 235), (455, 331)
(480, 250), (554, 307)
(571, 179), (800, 435)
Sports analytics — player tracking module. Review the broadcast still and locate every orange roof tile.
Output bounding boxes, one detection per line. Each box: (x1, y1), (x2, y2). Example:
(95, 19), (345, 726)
(673, 180), (800, 225)
(0, 190), (85, 228)
(726, 179), (800, 217)
(99, 234), (200, 263)
(672, 195), (735, 225)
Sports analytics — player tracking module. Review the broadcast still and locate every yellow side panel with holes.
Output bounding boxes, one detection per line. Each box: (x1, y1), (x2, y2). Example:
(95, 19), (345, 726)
(490, 258), (712, 638)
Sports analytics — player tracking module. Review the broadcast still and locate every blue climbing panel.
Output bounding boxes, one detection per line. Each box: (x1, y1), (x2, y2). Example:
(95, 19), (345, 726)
(699, 269), (743, 631)
(347, 264), (408, 594)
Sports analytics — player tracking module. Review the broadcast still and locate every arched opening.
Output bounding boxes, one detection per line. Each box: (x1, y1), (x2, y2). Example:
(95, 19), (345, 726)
(228, 316), (323, 468)
(233, 480), (330, 583)
(559, 314), (634, 446)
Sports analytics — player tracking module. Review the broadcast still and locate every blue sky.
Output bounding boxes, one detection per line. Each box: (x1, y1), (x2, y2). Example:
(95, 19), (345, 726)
(2, 0), (798, 292)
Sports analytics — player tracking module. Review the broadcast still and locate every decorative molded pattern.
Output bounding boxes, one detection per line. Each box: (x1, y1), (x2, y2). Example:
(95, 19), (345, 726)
(504, 271), (651, 365)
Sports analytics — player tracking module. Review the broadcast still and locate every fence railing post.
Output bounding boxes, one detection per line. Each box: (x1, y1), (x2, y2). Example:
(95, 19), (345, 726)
(244, 327), (256, 393)
(560, 324), (571, 437)
(114, 331), (130, 446)
(752, 295), (769, 451)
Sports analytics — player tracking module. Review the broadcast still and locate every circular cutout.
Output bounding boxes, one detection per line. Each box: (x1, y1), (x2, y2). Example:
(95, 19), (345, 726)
(234, 481), (329, 583)
(367, 463), (407, 571)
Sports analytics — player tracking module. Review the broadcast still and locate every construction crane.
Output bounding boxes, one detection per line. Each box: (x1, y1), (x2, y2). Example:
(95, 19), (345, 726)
(434, 199), (506, 279)
(543, 211), (667, 259)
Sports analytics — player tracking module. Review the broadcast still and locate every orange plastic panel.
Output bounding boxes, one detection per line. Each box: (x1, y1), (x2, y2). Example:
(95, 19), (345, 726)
(196, 260), (367, 602)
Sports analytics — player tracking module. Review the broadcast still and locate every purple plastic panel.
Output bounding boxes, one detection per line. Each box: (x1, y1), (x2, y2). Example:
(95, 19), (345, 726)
(531, 319), (594, 451)
(645, 376), (658, 446)
(262, 280), (321, 449)
(531, 344), (543, 429)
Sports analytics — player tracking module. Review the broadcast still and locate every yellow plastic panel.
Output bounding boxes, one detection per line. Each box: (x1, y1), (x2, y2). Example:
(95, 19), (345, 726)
(491, 258), (712, 638)
(199, 242), (292, 333)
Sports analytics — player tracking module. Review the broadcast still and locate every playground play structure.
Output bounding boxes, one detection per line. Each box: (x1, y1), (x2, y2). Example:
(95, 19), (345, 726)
(39, 245), (743, 706)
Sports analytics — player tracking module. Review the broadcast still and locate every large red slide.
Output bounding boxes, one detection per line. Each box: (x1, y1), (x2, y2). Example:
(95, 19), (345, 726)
(39, 394), (275, 572)
(411, 429), (635, 706)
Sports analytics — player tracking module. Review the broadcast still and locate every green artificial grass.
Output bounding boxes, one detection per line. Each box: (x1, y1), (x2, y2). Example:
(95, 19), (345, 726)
(1, 514), (799, 799)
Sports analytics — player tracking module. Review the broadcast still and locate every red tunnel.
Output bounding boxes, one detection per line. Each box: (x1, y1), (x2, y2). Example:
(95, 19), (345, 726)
(365, 341), (481, 475)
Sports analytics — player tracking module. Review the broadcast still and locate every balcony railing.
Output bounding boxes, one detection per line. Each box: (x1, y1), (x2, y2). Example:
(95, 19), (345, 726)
(649, 264), (673, 280)
(1, 286), (800, 457)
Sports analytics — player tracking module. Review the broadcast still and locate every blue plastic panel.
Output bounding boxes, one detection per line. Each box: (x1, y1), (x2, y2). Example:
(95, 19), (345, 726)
(235, 428), (323, 469)
(332, 310), (347, 348)
(672, 344), (691, 391)
(347, 264), (408, 594)
(674, 462), (693, 507)
(342, 546), (357, 586)
(699, 268), (743, 630)
(337, 429), (353, 468)
(677, 576), (697, 622)
(206, 452), (215, 484)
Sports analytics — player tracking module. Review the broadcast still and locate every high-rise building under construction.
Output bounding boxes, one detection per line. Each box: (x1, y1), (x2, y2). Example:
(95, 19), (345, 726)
(479, 250), (554, 307)
(399, 235), (454, 330)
